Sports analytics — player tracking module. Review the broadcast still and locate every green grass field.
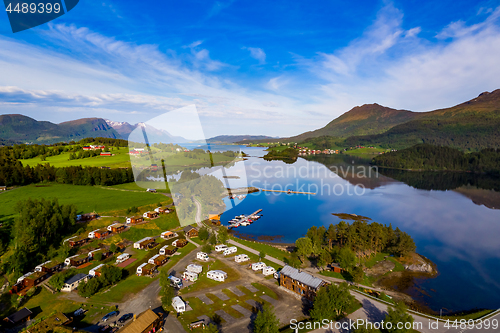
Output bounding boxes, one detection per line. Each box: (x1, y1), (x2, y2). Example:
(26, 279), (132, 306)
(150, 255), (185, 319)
(344, 147), (388, 156)
(20, 148), (133, 168)
(0, 184), (170, 223)
(229, 236), (290, 263)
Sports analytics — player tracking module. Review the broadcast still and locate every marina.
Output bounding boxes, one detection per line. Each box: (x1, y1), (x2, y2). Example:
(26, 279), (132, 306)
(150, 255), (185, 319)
(228, 209), (263, 228)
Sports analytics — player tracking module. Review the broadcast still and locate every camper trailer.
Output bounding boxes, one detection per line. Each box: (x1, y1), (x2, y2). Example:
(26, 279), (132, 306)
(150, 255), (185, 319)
(235, 254), (250, 263)
(206, 270), (227, 282)
(148, 254), (168, 267)
(136, 263), (156, 276)
(196, 252), (209, 261)
(159, 245), (176, 256)
(215, 244), (228, 252)
(89, 264), (105, 277)
(116, 253), (130, 264)
(172, 296), (186, 313)
(169, 275), (183, 289)
(182, 271), (198, 282)
(251, 262), (266, 271)
(223, 246), (237, 256)
(186, 264), (203, 274)
(262, 266), (276, 276)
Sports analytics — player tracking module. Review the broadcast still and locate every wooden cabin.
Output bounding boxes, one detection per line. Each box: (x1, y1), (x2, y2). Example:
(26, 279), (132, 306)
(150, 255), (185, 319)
(35, 260), (64, 274)
(120, 309), (163, 333)
(3, 308), (32, 326)
(330, 263), (344, 273)
(77, 212), (98, 222)
(68, 235), (89, 248)
(183, 225), (198, 238)
(66, 254), (90, 267)
(127, 216), (143, 224)
(143, 211), (159, 219)
(134, 237), (157, 250)
(136, 263), (156, 276)
(173, 238), (188, 248)
(107, 222), (126, 233)
(148, 254), (168, 267)
(94, 228), (111, 239)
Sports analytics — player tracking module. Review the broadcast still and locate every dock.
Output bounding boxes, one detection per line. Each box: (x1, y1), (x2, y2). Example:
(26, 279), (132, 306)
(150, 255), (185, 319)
(228, 209), (263, 228)
(260, 188), (316, 195)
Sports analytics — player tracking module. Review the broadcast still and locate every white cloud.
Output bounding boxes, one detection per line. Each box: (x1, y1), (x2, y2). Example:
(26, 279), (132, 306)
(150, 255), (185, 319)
(245, 47), (266, 64)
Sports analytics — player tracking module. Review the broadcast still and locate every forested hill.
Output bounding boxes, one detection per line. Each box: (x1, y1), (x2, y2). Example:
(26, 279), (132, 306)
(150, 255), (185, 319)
(373, 144), (500, 174)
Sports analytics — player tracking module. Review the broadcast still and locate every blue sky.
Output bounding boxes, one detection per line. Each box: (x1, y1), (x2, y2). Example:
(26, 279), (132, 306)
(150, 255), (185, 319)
(1, 0), (500, 138)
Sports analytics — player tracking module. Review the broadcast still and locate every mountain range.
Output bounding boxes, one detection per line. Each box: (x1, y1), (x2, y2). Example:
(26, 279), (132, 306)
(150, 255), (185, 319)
(241, 89), (500, 151)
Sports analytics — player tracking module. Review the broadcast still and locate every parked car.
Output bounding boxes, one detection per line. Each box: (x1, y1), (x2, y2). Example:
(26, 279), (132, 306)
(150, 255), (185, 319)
(102, 311), (119, 322)
(118, 313), (133, 323)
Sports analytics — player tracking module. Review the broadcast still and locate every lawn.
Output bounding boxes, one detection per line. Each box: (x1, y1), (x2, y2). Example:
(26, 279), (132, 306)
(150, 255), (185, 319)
(20, 148), (133, 168)
(229, 244), (282, 271)
(344, 147), (388, 156)
(229, 236), (290, 263)
(181, 259), (240, 294)
(177, 282), (277, 331)
(0, 183), (169, 223)
(110, 182), (171, 193)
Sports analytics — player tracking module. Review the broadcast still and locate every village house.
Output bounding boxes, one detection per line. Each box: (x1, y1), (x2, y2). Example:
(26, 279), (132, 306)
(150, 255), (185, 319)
(126, 216), (143, 224)
(209, 213), (221, 226)
(134, 237), (157, 250)
(143, 211), (159, 219)
(107, 222), (126, 233)
(120, 309), (163, 333)
(159, 245), (177, 256)
(148, 254), (168, 267)
(66, 235), (89, 248)
(34, 260), (64, 273)
(183, 225), (198, 238)
(172, 238), (188, 248)
(61, 273), (88, 292)
(160, 231), (178, 240)
(279, 265), (327, 301)
(3, 308), (32, 326)
(136, 263), (156, 276)
(65, 254), (90, 267)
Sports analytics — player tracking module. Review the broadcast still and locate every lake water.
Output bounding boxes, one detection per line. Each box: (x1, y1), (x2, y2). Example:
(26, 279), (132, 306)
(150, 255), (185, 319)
(219, 147), (500, 313)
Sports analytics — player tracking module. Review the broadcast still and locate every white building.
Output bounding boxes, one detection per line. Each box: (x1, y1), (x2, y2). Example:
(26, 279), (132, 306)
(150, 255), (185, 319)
(116, 253), (130, 263)
(235, 254), (250, 263)
(172, 296), (186, 313)
(89, 264), (105, 277)
(223, 247), (237, 256)
(251, 262), (266, 271)
(215, 244), (228, 252)
(207, 270), (227, 282)
(262, 266), (276, 276)
(182, 271), (198, 282)
(196, 252), (209, 261)
(61, 273), (88, 292)
(186, 264), (203, 274)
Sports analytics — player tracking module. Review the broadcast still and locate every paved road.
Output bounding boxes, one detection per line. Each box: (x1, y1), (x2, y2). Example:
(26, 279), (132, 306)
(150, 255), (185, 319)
(228, 239), (286, 266)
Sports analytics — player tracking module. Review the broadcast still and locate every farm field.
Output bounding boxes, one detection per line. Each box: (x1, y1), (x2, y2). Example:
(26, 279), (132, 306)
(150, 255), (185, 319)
(0, 183), (171, 224)
(20, 148), (132, 168)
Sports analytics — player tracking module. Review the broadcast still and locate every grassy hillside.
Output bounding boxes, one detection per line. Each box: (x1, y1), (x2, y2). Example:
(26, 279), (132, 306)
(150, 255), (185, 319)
(0, 183), (170, 224)
(0, 114), (120, 144)
(21, 148), (132, 168)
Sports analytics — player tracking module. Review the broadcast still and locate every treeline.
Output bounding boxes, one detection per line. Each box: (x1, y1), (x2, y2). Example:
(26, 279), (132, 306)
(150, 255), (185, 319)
(0, 137), (128, 160)
(294, 221), (416, 276)
(373, 144), (500, 175)
(0, 156), (134, 187)
(78, 265), (124, 297)
(302, 136), (344, 150)
(7, 199), (77, 276)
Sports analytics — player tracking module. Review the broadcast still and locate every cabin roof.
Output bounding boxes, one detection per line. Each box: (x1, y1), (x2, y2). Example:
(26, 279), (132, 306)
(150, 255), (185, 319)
(281, 265), (325, 289)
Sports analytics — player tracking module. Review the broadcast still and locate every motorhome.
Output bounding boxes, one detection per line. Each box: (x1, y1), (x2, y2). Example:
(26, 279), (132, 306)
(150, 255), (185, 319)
(251, 262), (266, 271)
(196, 252), (209, 261)
(215, 244), (228, 252)
(223, 246), (237, 256)
(186, 264), (203, 274)
(263, 266), (276, 276)
(182, 271), (198, 282)
(116, 253), (130, 264)
(206, 270), (227, 282)
(169, 275), (183, 288)
(235, 254), (250, 263)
